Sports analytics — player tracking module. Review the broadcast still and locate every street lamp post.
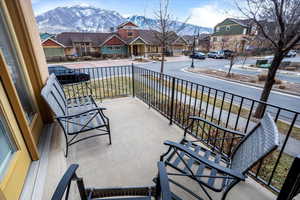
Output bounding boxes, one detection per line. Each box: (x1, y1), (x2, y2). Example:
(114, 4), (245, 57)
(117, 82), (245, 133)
(191, 34), (196, 68)
(190, 29), (199, 68)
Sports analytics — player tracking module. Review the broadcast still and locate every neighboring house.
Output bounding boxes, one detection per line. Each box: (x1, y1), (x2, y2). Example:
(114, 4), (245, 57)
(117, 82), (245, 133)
(183, 34), (211, 52)
(210, 18), (253, 52)
(40, 33), (65, 59)
(53, 22), (188, 59)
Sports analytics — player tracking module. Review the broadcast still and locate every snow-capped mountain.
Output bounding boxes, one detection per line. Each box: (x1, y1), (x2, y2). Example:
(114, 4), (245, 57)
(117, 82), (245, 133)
(36, 5), (212, 35)
(127, 15), (212, 35)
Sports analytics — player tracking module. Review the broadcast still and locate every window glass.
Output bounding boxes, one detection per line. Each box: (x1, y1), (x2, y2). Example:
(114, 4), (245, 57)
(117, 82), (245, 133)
(0, 7), (36, 123)
(0, 110), (17, 180)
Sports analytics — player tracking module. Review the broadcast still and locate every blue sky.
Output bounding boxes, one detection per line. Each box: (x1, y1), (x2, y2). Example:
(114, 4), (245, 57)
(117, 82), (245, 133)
(31, 0), (240, 28)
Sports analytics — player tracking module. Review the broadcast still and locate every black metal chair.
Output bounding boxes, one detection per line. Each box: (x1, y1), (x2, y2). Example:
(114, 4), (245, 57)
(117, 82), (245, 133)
(160, 113), (279, 200)
(51, 162), (174, 200)
(41, 74), (111, 157)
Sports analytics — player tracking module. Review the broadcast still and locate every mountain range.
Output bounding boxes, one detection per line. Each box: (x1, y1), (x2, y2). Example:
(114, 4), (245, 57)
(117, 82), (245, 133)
(35, 5), (212, 35)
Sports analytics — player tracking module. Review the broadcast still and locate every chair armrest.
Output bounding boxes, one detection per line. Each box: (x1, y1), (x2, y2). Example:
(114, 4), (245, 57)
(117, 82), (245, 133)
(157, 162), (172, 200)
(51, 164), (79, 200)
(57, 107), (106, 119)
(188, 116), (245, 136)
(163, 140), (246, 181)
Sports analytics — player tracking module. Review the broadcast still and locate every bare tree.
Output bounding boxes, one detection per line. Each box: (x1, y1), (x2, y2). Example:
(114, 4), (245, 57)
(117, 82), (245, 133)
(227, 41), (240, 77)
(148, 0), (189, 74)
(236, 0), (300, 118)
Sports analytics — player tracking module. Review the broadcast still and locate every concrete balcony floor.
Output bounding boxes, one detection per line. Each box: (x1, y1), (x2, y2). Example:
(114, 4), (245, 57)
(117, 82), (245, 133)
(42, 97), (276, 200)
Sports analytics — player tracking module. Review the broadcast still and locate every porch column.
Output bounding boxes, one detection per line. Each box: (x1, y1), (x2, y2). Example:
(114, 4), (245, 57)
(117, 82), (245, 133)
(130, 45), (133, 58)
(144, 45), (146, 58)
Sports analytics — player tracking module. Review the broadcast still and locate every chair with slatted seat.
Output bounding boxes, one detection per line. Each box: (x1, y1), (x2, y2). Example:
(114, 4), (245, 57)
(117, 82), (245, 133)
(160, 113), (279, 200)
(51, 162), (175, 200)
(41, 74), (111, 157)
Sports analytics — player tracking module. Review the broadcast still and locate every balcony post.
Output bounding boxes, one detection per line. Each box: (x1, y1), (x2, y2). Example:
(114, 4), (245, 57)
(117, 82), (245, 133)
(169, 77), (176, 125)
(277, 155), (300, 200)
(132, 63), (135, 97)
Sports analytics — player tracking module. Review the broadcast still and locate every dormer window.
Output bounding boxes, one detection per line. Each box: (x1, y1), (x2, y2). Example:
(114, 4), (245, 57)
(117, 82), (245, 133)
(226, 26), (230, 31)
(128, 32), (133, 37)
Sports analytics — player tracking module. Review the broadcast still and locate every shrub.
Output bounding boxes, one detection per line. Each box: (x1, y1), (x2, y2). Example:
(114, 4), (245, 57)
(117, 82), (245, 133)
(257, 74), (282, 84)
(278, 85), (286, 89)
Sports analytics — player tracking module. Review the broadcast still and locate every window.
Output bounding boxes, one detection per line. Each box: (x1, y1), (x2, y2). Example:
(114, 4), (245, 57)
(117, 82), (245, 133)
(243, 28), (247, 35)
(216, 27), (220, 32)
(0, 7), (36, 123)
(226, 26), (230, 31)
(128, 32), (133, 37)
(0, 110), (17, 180)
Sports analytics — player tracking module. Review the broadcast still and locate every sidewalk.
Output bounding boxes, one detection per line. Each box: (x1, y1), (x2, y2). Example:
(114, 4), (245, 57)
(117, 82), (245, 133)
(48, 56), (190, 68)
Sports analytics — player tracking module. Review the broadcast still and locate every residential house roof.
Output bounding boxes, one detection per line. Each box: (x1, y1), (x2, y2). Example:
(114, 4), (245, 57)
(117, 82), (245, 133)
(227, 18), (253, 27)
(54, 22), (187, 48)
(40, 32), (55, 41)
(183, 34), (210, 45)
(56, 32), (113, 47)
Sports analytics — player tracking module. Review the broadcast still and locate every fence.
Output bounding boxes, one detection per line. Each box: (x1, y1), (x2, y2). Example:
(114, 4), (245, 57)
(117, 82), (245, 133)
(60, 65), (300, 197)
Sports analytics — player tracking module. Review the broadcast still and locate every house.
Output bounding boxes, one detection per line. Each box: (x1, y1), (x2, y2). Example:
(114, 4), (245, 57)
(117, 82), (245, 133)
(54, 22), (188, 59)
(40, 33), (65, 60)
(183, 34), (211, 52)
(210, 18), (253, 52)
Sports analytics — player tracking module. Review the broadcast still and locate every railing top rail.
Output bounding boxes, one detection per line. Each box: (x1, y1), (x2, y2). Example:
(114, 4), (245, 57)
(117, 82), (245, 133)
(133, 65), (300, 115)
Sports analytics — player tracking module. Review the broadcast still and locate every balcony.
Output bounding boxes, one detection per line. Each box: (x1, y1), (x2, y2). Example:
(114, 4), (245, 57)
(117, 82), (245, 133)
(34, 66), (299, 199)
(41, 97), (276, 200)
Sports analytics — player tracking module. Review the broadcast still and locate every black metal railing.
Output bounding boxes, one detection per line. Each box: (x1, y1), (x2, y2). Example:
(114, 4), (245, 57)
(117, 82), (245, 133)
(132, 66), (300, 195)
(59, 66), (133, 100)
(59, 65), (300, 197)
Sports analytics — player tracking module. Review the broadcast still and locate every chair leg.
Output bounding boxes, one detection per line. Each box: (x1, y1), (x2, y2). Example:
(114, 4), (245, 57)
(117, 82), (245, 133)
(107, 122), (112, 145)
(63, 132), (69, 158)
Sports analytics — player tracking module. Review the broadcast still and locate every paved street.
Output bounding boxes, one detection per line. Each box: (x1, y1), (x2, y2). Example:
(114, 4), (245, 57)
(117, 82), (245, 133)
(138, 58), (300, 114)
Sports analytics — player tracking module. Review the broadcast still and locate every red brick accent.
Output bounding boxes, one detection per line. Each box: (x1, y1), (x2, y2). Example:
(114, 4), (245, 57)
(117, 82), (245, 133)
(104, 36), (125, 45)
(42, 39), (62, 47)
(117, 29), (139, 40)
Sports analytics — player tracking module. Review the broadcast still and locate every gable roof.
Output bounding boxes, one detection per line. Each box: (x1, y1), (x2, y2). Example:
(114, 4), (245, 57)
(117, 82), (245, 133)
(40, 33), (55, 41)
(42, 38), (65, 47)
(183, 34), (211, 44)
(117, 21), (139, 29)
(128, 36), (149, 45)
(216, 18), (252, 28)
(56, 32), (113, 47)
(99, 34), (127, 46)
(172, 36), (188, 45)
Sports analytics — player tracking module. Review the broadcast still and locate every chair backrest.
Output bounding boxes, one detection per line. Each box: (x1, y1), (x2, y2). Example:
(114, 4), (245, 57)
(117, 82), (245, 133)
(230, 113), (279, 173)
(52, 162), (171, 200)
(41, 73), (67, 117)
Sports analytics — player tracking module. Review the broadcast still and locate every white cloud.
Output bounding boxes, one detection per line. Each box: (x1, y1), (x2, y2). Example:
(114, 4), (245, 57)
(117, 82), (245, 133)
(189, 4), (241, 28)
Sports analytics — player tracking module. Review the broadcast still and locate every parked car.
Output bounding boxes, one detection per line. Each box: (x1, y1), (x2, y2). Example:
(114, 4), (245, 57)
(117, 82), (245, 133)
(48, 65), (90, 84)
(189, 52), (206, 59)
(220, 49), (235, 58)
(286, 50), (297, 57)
(207, 51), (225, 59)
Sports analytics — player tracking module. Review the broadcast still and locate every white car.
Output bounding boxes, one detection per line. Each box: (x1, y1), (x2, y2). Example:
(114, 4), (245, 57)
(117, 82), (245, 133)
(286, 50), (297, 57)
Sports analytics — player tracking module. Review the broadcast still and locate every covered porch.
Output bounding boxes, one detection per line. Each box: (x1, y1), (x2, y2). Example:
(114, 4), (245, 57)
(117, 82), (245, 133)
(40, 97), (276, 200)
